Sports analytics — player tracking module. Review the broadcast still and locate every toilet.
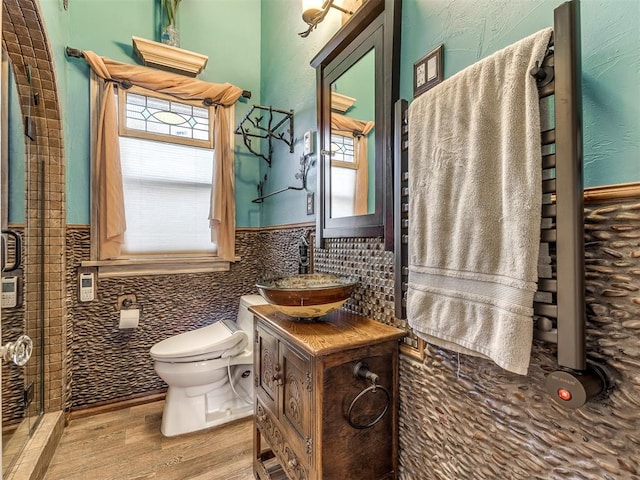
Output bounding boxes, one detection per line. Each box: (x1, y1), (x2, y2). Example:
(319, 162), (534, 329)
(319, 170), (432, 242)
(150, 294), (267, 437)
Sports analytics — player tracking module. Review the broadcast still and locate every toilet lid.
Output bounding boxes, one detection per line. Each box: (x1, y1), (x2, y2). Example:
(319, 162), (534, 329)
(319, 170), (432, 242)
(150, 321), (247, 361)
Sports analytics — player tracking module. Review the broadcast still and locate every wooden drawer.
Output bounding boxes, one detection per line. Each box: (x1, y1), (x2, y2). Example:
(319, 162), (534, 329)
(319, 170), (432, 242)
(256, 397), (310, 480)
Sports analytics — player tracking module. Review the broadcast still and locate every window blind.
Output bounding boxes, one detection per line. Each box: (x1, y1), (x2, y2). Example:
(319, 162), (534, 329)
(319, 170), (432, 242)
(119, 136), (216, 254)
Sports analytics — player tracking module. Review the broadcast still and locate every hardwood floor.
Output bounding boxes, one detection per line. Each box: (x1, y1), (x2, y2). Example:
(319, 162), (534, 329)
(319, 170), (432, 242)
(43, 401), (255, 480)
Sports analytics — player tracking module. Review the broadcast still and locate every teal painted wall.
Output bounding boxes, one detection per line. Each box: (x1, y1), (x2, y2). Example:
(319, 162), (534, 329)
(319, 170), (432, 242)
(580, 0), (640, 187)
(40, 0), (72, 225)
(333, 47), (375, 122)
(400, 0), (640, 188)
(40, 0), (262, 226)
(7, 0), (69, 224)
(38, 0), (638, 227)
(257, 0), (341, 226)
(260, 0), (639, 226)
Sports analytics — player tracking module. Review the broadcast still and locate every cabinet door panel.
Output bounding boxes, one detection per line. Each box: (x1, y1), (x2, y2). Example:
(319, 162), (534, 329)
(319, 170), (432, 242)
(322, 352), (395, 479)
(256, 324), (279, 411)
(280, 342), (313, 455)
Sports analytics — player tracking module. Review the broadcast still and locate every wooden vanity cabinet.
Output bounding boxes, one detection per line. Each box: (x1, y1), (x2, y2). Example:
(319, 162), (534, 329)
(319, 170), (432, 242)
(251, 305), (405, 480)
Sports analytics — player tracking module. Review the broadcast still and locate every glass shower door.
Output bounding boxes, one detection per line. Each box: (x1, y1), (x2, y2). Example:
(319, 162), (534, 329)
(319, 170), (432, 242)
(1, 51), (44, 476)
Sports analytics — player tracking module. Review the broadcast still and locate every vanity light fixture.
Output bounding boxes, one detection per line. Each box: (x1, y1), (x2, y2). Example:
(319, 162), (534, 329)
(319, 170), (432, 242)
(299, 0), (353, 37)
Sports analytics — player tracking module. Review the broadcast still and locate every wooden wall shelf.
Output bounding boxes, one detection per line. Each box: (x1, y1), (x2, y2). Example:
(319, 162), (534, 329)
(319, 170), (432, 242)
(132, 36), (208, 77)
(331, 92), (356, 112)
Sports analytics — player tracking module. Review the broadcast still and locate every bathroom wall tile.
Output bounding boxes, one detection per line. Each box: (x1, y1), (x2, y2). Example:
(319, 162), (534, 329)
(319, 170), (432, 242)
(396, 198), (640, 479)
(63, 226), (310, 410)
(313, 237), (401, 328)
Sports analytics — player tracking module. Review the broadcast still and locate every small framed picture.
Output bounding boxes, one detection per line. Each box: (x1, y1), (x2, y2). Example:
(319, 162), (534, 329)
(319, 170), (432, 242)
(413, 44), (444, 98)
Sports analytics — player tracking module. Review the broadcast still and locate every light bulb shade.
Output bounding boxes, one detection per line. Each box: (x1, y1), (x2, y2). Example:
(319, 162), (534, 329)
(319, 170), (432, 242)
(303, 0), (324, 11)
(302, 0), (326, 25)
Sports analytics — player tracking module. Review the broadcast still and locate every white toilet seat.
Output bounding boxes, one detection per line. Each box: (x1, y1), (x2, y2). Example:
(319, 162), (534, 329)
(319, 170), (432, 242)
(150, 321), (248, 363)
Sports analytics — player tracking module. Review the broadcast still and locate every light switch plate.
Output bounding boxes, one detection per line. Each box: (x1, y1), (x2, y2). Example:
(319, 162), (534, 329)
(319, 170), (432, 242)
(303, 130), (315, 156)
(414, 44), (444, 98)
(306, 192), (314, 215)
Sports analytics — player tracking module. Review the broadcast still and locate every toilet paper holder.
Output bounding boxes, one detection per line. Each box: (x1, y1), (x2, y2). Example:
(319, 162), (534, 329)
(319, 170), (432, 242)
(116, 294), (141, 312)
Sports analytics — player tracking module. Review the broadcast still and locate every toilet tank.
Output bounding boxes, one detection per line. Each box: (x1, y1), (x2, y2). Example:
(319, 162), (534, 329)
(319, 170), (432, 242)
(238, 294), (268, 347)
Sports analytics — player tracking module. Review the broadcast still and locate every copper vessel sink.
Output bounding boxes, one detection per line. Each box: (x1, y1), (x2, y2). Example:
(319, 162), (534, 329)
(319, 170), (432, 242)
(256, 274), (358, 318)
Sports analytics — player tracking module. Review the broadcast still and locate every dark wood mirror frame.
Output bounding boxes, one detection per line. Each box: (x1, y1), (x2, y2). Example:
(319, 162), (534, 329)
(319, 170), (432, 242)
(311, 0), (401, 250)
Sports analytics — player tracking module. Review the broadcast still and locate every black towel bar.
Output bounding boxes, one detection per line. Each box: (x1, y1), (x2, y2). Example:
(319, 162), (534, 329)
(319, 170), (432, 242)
(393, 0), (609, 408)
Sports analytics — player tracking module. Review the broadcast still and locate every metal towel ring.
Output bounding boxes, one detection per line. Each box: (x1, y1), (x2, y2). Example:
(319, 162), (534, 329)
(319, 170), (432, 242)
(347, 383), (390, 430)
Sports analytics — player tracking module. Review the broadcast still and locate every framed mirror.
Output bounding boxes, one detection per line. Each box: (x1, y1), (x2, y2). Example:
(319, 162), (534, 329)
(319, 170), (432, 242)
(311, 0), (401, 250)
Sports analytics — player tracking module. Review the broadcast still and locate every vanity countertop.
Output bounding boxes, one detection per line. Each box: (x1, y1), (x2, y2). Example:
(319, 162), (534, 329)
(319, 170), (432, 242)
(250, 304), (405, 357)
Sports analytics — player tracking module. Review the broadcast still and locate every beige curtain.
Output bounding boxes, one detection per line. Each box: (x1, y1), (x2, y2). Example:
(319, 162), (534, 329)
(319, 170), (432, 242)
(211, 106), (235, 260)
(331, 113), (374, 215)
(82, 51), (243, 260)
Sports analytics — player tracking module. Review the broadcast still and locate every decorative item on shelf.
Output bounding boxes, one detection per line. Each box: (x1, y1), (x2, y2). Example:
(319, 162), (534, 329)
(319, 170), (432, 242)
(161, 0), (182, 47)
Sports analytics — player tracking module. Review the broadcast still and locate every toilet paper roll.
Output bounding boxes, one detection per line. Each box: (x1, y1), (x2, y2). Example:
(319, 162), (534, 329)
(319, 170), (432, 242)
(119, 308), (139, 329)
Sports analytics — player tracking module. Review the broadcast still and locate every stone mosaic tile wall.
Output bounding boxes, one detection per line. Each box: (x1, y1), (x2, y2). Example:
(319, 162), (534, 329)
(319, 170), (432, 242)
(313, 236), (423, 352)
(397, 199), (640, 480)
(1, 306), (26, 425)
(1, 228), (26, 425)
(64, 226), (309, 410)
(314, 237), (397, 324)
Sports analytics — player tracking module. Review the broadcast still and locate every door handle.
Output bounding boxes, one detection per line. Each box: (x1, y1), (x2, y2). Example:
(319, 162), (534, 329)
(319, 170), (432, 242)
(1, 335), (33, 366)
(1, 230), (22, 272)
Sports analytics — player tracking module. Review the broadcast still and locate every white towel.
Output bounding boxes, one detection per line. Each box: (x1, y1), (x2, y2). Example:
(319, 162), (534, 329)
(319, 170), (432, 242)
(407, 28), (553, 375)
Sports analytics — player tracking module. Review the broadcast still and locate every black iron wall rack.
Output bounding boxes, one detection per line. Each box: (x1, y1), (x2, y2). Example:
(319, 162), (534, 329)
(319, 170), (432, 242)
(234, 104), (294, 166)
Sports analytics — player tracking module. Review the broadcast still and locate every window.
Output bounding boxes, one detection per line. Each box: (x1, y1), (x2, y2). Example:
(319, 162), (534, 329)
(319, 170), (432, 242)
(330, 131), (355, 166)
(119, 137), (215, 255)
(87, 82), (232, 276)
(330, 132), (357, 218)
(119, 89), (213, 148)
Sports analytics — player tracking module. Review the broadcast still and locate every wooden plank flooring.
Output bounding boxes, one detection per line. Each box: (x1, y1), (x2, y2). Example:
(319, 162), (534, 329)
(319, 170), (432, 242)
(43, 401), (254, 480)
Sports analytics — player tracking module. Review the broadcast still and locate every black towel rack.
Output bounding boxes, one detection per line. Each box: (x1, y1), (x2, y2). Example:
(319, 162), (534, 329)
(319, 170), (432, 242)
(534, 0), (609, 409)
(394, 0), (609, 408)
(251, 155), (314, 204)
